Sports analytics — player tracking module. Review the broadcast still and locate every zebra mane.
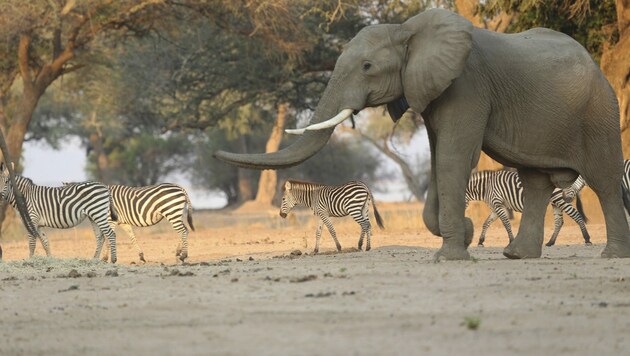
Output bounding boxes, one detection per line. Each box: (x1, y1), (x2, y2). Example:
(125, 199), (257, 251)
(284, 179), (326, 191)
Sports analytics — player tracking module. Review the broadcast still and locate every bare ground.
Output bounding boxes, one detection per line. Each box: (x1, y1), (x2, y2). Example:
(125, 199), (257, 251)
(1, 204), (630, 355)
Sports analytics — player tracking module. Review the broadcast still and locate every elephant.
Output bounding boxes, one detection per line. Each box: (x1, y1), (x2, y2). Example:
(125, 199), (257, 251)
(215, 8), (630, 260)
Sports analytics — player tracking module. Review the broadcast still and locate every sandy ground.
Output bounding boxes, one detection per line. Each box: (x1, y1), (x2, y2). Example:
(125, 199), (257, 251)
(1, 204), (630, 355)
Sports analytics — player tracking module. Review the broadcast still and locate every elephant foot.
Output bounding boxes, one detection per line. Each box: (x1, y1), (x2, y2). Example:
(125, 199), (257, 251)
(434, 239), (470, 262)
(601, 240), (630, 258)
(139, 252), (146, 263)
(503, 238), (542, 259)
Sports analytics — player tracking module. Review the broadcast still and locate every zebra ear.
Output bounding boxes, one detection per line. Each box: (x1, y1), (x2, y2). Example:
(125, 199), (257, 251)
(285, 181), (292, 190)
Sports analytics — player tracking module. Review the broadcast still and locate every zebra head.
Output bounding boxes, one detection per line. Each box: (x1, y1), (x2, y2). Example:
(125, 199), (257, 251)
(279, 181), (297, 218)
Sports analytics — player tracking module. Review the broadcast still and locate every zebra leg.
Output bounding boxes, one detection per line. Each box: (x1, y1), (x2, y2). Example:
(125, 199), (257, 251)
(478, 212), (498, 247)
(176, 229), (189, 263)
(358, 228), (365, 251)
(314, 219), (324, 254)
(555, 199), (592, 246)
(504, 169), (555, 259)
(38, 231), (51, 257)
(28, 233), (37, 257)
(321, 215), (341, 252)
(102, 224), (117, 264)
(366, 223), (372, 252)
(546, 206), (564, 247)
(120, 223), (145, 262)
(353, 206), (370, 251)
(167, 216), (189, 263)
(494, 205), (516, 243)
(91, 222), (107, 261)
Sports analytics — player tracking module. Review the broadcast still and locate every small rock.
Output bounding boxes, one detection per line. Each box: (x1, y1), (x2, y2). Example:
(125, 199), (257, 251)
(105, 270), (119, 277)
(68, 269), (81, 278)
(290, 250), (302, 256)
(86, 271), (97, 278)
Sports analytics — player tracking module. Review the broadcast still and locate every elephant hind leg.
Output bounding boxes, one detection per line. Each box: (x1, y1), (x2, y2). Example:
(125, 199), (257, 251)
(503, 169), (554, 259)
(583, 169), (630, 258)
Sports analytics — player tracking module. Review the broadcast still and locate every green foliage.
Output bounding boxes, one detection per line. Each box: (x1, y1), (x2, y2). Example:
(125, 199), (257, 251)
(190, 131), (263, 206)
(86, 133), (193, 186)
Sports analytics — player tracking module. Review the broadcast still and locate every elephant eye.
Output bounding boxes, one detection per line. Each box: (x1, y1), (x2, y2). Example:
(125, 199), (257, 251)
(362, 62), (372, 71)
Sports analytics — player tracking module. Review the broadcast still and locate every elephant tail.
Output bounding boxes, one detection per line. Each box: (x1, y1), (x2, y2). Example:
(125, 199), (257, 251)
(369, 190), (385, 230)
(576, 193), (588, 224)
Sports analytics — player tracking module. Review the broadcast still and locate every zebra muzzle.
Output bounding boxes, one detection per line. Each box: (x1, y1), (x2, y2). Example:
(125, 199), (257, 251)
(279, 212), (287, 218)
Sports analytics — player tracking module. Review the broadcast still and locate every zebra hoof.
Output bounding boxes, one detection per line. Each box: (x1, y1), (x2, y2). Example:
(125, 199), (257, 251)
(545, 242), (554, 247)
(178, 252), (188, 263)
(139, 253), (146, 263)
(585, 242), (593, 246)
(477, 243), (484, 248)
(111, 257), (117, 264)
(366, 246), (371, 252)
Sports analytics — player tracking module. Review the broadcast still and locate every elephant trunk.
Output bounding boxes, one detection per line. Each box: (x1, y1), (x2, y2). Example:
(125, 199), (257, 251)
(213, 128), (334, 169)
(214, 80), (348, 170)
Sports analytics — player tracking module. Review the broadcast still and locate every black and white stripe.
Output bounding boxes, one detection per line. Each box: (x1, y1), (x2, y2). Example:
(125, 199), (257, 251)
(466, 170), (590, 247)
(108, 183), (194, 263)
(0, 166), (118, 262)
(280, 180), (384, 254)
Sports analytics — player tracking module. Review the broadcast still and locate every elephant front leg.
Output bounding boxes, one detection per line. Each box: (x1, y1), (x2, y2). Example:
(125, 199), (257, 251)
(504, 169), (554, 259)
(433, 156), (476, 261)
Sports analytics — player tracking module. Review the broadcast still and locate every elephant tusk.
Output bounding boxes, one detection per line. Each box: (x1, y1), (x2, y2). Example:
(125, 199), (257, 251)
(285, 128), (306, 135)
(284, 109), (354, 135)
(304, 109), (354, 131)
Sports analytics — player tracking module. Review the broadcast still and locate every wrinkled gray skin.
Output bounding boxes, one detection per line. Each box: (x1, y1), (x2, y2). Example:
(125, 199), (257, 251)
(215, 9), (630, 260)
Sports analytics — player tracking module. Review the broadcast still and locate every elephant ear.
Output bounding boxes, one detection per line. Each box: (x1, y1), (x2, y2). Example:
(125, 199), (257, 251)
(400, 9), (473, 113)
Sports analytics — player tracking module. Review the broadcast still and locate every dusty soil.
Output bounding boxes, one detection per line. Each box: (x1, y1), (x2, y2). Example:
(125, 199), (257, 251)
(1, 204), (630, 355)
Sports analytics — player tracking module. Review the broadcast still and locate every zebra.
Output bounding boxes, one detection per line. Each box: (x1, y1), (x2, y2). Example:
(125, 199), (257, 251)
(466, 170), (590, 247)
(102, 183), (194, 263)
(0, 164), (118, 263)
(279, 180), (384, 254)
(622, 160), (630, 228)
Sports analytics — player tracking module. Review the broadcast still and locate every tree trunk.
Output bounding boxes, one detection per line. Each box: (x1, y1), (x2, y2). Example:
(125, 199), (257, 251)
(0, 127), (40, 260)
(237, 136), (255, 203)
(254, 103), (287, 205)
(604, 0), (630, 155)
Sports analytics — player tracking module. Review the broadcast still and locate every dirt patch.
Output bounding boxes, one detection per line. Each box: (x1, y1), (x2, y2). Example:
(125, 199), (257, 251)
(0, 207), (629, 355)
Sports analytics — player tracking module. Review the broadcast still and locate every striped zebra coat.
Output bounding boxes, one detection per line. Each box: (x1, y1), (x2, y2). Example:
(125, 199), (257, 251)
(466, 170), (590, 247)
(107, 183), (194, 263)
(280, 180), (384, 254)
(1, 166), (118, 263)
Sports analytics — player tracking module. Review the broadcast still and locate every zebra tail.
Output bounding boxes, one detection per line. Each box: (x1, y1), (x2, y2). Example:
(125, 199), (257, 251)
(185, 192), (195, 232)
(575, 193), (588, 224)
(370, 192), (385, 229)
(109, 195), (119, 222)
